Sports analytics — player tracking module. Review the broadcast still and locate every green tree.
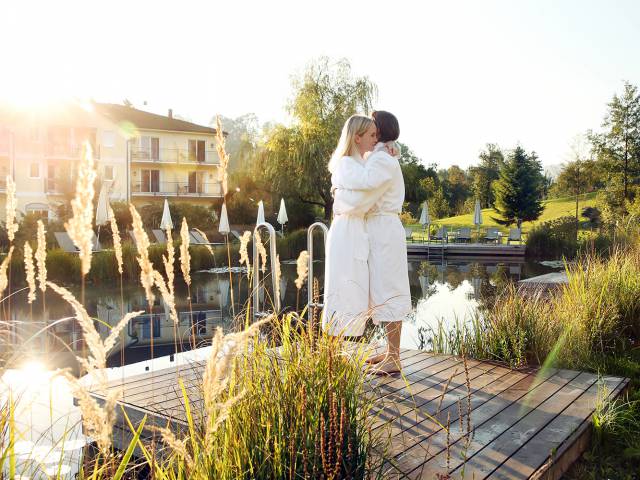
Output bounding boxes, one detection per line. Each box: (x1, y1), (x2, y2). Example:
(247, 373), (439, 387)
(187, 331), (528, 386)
(556, 138), (598, 224)
(397, 142), (438, 214)
(492, 146), (545, 227)
(469, 144), (504, 208)
(438, 165), (471, 215)
(212, 114), (260, 172)
(258, 58), (376, 220)
(420, 177), (449, 218)
(590, 82), (640, 204)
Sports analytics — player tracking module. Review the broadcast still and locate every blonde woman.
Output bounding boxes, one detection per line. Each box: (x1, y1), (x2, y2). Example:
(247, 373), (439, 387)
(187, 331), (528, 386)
(331, 111), (411, 375)
(323, 114), (380, 337)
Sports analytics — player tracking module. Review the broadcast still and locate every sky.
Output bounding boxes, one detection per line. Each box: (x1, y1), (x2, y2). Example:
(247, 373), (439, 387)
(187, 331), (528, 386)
(2, 0), (639, 169)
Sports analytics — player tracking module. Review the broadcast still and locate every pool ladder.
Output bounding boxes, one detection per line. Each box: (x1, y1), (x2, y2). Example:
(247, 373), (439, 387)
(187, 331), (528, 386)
(306, 222), (328, 311)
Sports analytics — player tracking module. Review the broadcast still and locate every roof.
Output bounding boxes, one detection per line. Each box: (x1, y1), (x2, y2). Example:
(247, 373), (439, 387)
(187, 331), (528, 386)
(93, 103), (218, 135)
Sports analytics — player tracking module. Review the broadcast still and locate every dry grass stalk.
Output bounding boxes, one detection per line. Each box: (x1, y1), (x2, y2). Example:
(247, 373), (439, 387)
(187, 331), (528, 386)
(153, 270), (178, 326)
(215, 116), (230, 197)
(36, 220), (47, 293)
(202, 317), (268, 447)
(108, 205), (123, 275)
(0, 246), (14, 299)
(255, 231), (267, 273)
(180, 217), (191, 287)
(155, 425), (194, 469)
(5, 176), (18, 243)
(238, 231), (252, 270)
(23, 242), (36, 303)
(129, 204), (155, 305)
(446, 411), (451, 471)
(48, 281), (142, 454)
(436, 369), (458, 415)
(295, 250), (309, 290)
(274, 254), (282, 303)
(65, 142), (97, 276)
(193, 227), (214, 258)
(162, 226), (175, 296)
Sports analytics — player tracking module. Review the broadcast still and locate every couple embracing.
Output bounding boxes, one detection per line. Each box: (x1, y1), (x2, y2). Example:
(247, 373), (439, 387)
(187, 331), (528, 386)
(322, 111), (411, 375)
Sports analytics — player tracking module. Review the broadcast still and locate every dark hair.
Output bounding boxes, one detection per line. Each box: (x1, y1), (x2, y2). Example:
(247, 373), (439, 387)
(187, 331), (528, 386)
(372, 110), (400, 142)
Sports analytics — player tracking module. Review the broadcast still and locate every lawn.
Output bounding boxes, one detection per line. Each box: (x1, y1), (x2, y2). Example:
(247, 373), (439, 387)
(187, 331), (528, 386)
(412, 192), (598, 234)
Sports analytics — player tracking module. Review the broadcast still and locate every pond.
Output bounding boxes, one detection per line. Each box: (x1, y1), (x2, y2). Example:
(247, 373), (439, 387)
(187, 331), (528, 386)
(0, 255), (560, 478)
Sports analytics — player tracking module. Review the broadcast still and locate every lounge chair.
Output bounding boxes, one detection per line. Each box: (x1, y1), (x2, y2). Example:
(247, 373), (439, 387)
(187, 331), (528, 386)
(190, 229), (223, 246)
(128, 230), (157, 248)
(456, 227), (472, 243)
(484, 227), (500, 244)
(54, 232), (101, 253)
(507, 228), (522, 244)
(152, 229), (167, 244)
(432, 226), (448, 244)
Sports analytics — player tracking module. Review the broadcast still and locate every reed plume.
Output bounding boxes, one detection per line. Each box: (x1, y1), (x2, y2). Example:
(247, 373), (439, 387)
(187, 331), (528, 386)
(215, 115), (230, 197)
(5, 175), (18, 243)
(274, 254), (282, 304)
(180, 218), (191, 287)
(130, 204), (155, 305)
(0, 246), (14, 299)
(193, 227), (214, 258)
(255, 231), (267, 273)
(108, 205), (123, 275)
(153, 270), (178, 326)
(36, 220), (47, 293)
(65, 142), (97, 276)
(23, 242), (36, 303)
(162, 226), (175, 296)
(238, 231), (252, 270)
(295, 250), (309, 289)
(156, 425), (194, 470)
(48, 281), (142, 454)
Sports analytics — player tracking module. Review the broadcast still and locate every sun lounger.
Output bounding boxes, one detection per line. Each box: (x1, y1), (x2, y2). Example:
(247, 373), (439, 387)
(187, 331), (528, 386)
(128, 230), (157, 248)
(190, 229), (223, 246)
(54, 232), (101, 253)
(152, 229), (167, 244)
(484, 227), (500, 244)
(432, 226), (447, 244)
(507, 228), (522, 244)
(456, 227), (472, 243)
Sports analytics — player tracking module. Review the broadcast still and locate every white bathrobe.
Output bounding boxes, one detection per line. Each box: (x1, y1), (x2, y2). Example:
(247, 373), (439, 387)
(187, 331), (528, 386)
(329, 143), (412, 328)
(322, 154), (393, 336)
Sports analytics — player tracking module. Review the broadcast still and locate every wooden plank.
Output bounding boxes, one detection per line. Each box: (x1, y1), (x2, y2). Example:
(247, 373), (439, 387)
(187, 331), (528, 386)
(488, 375), (627, 480)
(452, 371), (598, 478)
(388, 367), (561, 476)
(403, 369), (580, 479)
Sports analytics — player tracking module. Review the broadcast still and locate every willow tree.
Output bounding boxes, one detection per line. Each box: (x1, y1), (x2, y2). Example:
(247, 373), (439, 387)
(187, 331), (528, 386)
(259, 58), (377, 220)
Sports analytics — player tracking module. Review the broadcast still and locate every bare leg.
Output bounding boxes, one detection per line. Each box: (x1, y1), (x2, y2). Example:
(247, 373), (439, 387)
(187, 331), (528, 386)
(368, 321), (402, 374)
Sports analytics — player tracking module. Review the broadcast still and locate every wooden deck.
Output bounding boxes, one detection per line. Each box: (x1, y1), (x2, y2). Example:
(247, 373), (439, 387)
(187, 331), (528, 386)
(407, 242), (526, 258)
(90, 348), (627, 479)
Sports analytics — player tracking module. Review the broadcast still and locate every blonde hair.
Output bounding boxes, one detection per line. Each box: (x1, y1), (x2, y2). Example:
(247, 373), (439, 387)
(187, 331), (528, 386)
(328, 114), (374, 173)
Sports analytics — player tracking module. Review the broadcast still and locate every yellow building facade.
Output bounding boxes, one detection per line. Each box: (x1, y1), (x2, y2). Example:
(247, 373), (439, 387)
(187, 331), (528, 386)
(0, 102), (223, 221)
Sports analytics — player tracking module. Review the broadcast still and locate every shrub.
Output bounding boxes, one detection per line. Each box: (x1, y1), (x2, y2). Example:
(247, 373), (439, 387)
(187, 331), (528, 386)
(526, 215), (578, 258)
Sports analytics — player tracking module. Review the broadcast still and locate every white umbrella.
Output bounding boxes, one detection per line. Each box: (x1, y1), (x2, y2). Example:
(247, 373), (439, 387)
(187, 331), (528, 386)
(160, 199), (173, 230)
(256, 200), (265, 225)
(277, 198), (288, 226)
(218, 279), (230, 308)
(95, 185), (110, 226)
(279, 277), (288, 303)
(218, 203), (230, 234)
(419, 201), (431, 226)
(473, 199), (483, 226)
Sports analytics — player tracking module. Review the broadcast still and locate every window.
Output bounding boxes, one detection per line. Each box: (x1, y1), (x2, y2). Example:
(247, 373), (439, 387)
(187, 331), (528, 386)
(102, 131), (115, 148)
(140, 169), (160, 193)
(188, 171), (205, 194)
(104, 165), (114, 181)
(137, 136), (159, 161)
(188, 139), (206, 162)
(29, 162), (40, 178)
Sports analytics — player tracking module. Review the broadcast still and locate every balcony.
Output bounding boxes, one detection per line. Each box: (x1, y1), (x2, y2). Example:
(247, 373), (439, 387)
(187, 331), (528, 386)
(131, 181), (223, 198)
(46, 143), (100, 160)
(44, 178), (72, 195)
(129, 148), (219, 165)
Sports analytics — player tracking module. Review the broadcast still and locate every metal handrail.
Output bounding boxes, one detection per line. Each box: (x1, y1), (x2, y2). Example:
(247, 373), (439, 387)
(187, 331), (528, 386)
(252, 222), (281, 321)
(130, 147), (219, 165)
(307, 222), (328, 309)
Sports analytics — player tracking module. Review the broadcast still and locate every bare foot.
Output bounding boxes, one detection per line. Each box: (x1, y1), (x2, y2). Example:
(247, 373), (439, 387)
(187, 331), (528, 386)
(367, 356), (402, 375)
(365, 352), (388, 364)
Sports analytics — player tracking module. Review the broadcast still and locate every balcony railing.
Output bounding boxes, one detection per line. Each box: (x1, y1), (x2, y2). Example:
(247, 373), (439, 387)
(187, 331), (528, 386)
(131, 181), (223, 198)
(130, 147), (219, 165)
(46, 143), (100, 159)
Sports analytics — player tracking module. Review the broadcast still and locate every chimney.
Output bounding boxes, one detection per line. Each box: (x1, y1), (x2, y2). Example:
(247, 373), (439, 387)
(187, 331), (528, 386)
(168, 109), (173, 119)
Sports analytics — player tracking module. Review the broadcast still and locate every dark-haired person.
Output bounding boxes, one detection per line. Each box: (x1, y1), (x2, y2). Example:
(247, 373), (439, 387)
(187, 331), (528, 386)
(331, 111), (411, 375)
